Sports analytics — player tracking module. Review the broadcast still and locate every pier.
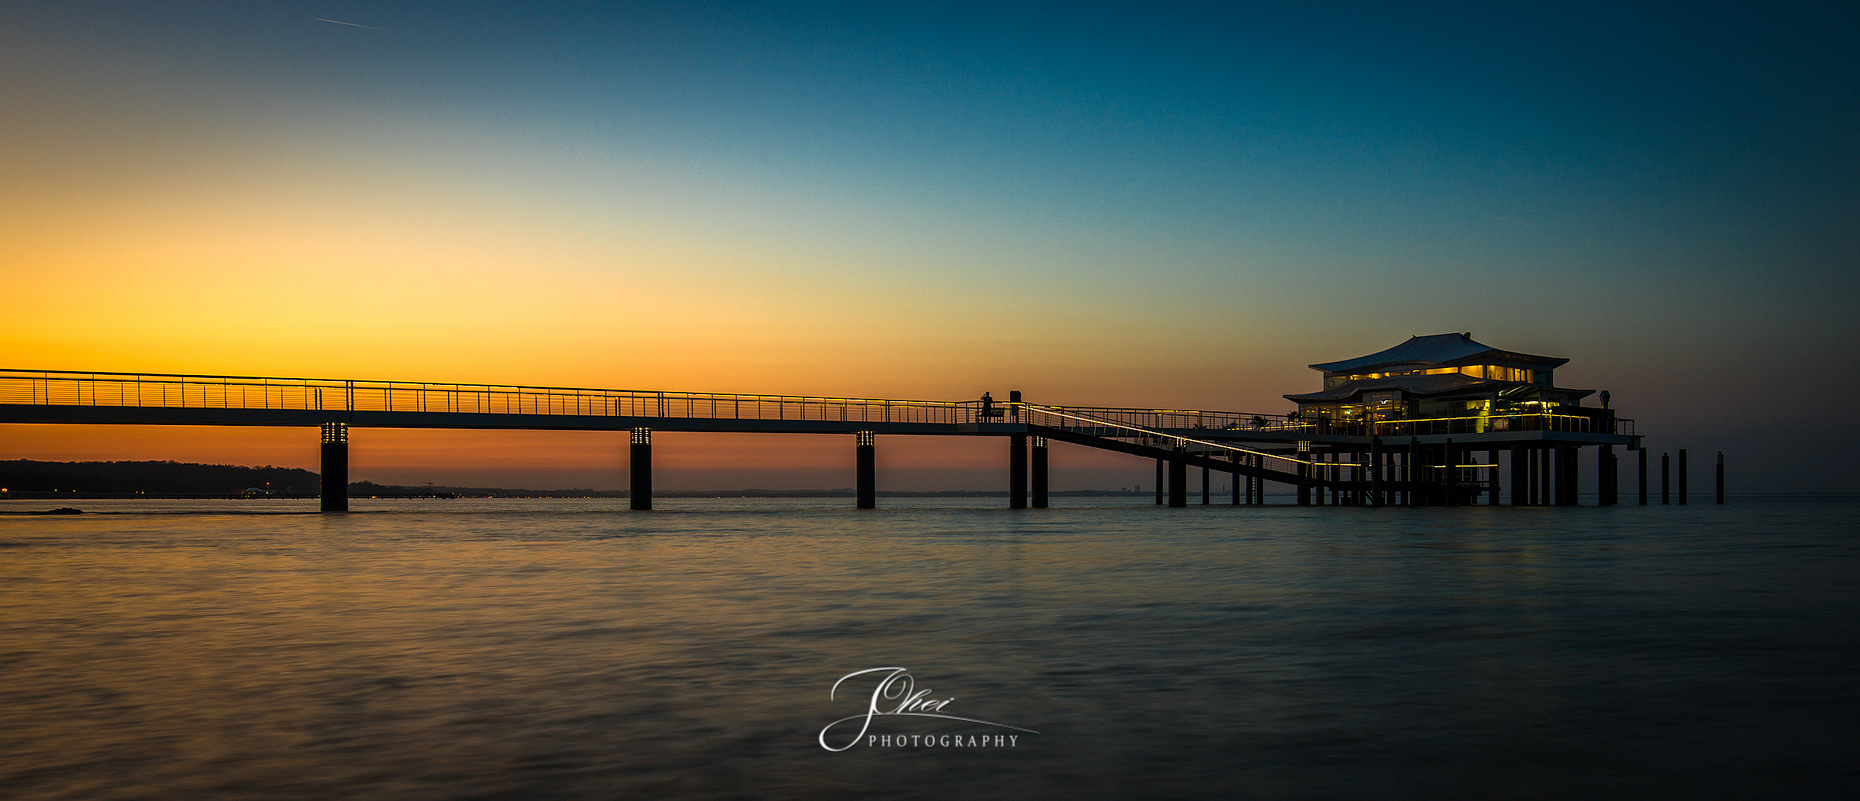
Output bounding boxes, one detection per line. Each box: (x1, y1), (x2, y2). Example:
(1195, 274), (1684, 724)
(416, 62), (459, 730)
(2, 365), (1645, 511)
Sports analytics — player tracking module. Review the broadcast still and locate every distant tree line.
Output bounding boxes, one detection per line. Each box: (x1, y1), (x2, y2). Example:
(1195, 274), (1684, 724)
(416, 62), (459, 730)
(0, 460), (318, 494)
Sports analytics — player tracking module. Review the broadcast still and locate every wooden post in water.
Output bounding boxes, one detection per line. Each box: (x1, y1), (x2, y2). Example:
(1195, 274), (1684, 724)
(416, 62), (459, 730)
(1661, 452), (1670, 504)
(1201, 465), (1210, 505)
(1638, 447), (1648, 505)
(1679, 448), (1689, 505)
(1716, 451), (1725, 504)
(1155, 459), (1164, 506)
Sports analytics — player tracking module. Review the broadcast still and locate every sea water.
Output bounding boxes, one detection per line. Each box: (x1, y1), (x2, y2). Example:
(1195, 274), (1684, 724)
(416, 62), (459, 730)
(1, 496), (1854, 799)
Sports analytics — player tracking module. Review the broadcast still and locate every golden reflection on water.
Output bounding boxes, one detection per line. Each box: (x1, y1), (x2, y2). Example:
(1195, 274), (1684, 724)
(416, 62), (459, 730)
(0, 497), (1852, 800)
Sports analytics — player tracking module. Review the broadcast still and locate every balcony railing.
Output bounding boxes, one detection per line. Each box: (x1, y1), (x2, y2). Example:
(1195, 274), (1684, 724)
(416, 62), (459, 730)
(1296, 411), (1625, 438)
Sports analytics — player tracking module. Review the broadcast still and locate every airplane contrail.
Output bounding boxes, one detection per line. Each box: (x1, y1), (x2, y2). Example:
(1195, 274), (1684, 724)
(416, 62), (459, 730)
(314, 17), (378, 29)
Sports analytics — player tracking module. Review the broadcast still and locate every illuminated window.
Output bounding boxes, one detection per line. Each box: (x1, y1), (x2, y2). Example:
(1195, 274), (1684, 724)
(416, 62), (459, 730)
(1451, 365), (1532, 382)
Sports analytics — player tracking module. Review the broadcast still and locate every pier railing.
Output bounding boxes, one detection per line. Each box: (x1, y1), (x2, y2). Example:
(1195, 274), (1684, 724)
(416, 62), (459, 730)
(0, 369), (1306, 430)
(0, 369), (984, 424)
(1297, 412), (1615, 438)
(1040, 405), (1303, 432)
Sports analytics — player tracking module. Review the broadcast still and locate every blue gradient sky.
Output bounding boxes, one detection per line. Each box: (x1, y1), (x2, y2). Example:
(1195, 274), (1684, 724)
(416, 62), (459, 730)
(3, 2), (1856, 491)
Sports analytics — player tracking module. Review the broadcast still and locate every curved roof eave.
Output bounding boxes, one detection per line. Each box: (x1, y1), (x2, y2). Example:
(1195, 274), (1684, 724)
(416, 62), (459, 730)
(1310, 333), (1568, 372)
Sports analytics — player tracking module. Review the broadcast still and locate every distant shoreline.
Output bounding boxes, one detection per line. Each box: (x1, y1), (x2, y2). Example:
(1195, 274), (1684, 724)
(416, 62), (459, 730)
(2, 460), (1174, 499)
(0, 488), (1162, 500)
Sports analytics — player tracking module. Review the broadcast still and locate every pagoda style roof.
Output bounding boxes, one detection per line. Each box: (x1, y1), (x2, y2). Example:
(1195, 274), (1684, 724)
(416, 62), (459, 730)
(1310, 333), (1568, 373)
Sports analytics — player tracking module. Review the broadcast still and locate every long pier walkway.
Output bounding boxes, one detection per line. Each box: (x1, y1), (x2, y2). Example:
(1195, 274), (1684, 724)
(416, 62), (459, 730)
(2, 369), (1638, 511)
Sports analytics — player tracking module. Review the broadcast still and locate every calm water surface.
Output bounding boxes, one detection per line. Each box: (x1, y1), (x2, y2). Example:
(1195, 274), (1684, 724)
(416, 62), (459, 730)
(1, 496), (1855, 799)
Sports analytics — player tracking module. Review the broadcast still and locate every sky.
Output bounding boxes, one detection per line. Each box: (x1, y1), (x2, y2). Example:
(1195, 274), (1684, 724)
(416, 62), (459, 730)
(3, 1), (1857, 492)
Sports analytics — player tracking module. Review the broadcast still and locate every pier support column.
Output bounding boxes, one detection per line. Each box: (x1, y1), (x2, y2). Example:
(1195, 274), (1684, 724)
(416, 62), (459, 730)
(1574, 446), (1585, 505)
(1662, 452), (1670, 504)
(1487, 448), (1500, 505)
(1156, 459), (1164, 506)
(1441, 439), (1455, 506)
(1406, 438), (1419, 506)
(1549, 446), (1561, 505)
(1540, 447), (1552, 505)
(1314, 454), (1325, 505)
(1168, 459), (1188, 508)
(1371, 437), (1384, 507)
(630, 428), (652, 511)
(1678, 448), (1688, 505)
(1610, 449), (1620, 505)
(1009, 434), (1028, 509)
(1599, 445), (1615, 505)
(1716, 452), (1725, 504)
(1354, 452), (1364, 505)
(1355, 452), (1365, 505)
(1552, 446), (1565, 505)
(1296, 453), (1311, 506)
(1255, 454), (1266, 505)
(1031, 436), (1048, 509)
(1231, 451), (1243, 505)
(1201, 466), (1210, 505)
(1511, 446), (1527, 506)
(855, 432), (876, 509)
(1249, 455), (1260, 505)
(1525, 446), (1537, 505)
(319, 423), (348, 513)
(1638, 447), (1648, 505)
(1565, 446), (1581, 505)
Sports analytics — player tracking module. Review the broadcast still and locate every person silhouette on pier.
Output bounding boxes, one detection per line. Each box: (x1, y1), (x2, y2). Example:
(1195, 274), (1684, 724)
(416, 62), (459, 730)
(980, 391), (996, 419)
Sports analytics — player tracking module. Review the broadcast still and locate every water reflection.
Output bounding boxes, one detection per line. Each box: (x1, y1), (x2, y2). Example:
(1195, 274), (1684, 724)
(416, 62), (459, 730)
(1, 497), (1854, 799)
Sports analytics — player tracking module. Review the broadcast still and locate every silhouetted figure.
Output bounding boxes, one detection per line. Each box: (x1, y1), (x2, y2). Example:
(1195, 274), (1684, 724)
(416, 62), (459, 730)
(980, 391), (997, 419)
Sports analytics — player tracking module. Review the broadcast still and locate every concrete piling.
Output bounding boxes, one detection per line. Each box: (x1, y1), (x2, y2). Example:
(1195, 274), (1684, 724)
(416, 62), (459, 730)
(629, 427), (652, 511)
(1031, 436), (1048, 509)
(319, 423), (348, 513)
(855, 431), (876, 509)
(1009, 434), (1028, 509)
